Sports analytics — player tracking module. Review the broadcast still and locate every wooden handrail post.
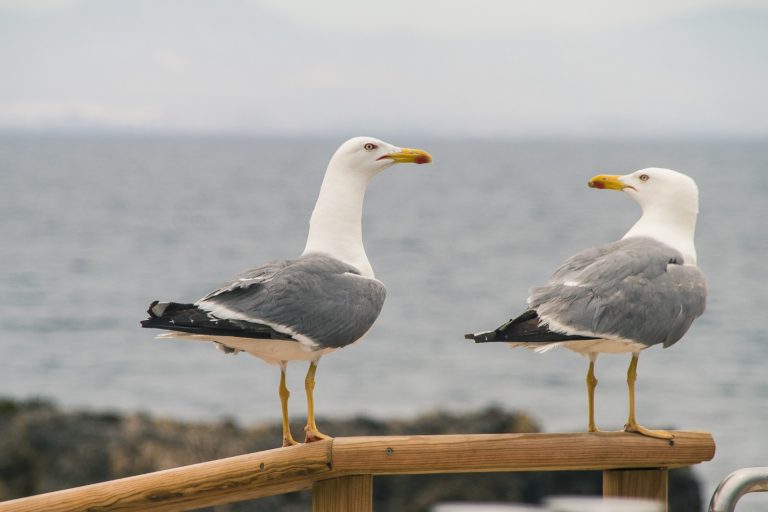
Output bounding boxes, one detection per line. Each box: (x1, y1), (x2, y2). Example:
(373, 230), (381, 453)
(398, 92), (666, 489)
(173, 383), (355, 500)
(312, 475), (373, 512)
(603, 468), (668, 511)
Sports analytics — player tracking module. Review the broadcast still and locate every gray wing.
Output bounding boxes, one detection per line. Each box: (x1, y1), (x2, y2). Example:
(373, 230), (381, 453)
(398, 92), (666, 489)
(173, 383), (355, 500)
(196, 253), (387, 349)
(199, 259), (293, 301)
(529, 237), (707, 348)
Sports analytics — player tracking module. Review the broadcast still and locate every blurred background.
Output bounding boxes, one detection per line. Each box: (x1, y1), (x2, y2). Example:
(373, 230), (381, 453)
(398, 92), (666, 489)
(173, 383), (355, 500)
(1, 1), (766, 510)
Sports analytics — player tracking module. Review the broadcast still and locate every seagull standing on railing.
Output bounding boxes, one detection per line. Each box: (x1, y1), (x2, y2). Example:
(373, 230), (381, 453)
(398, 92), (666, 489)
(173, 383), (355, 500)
(142, 137), (432, 447)
(466, 168), (707, 439)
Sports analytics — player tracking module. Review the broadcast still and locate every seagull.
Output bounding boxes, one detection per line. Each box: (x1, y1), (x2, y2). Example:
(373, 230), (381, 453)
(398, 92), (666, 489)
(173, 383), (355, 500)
(141, 137), (432, 446)
(466, 168), (707, 439)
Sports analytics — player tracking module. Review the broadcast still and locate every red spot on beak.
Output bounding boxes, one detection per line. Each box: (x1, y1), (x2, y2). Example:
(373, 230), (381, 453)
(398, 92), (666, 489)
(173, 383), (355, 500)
(591, 181), (605, 189)
(414, 154), (430, 164)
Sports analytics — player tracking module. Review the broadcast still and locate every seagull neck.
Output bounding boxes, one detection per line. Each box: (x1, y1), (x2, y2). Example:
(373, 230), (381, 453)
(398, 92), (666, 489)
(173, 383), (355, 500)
(623, 205), (699, 264)
(303, 168), (375, 278)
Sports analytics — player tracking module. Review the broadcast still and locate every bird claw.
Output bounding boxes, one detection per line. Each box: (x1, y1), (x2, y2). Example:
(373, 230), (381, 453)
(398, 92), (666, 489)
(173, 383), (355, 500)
(304, 430), (332, 443)
(282, 437), (301, 447)
(624, 423), (674, 440)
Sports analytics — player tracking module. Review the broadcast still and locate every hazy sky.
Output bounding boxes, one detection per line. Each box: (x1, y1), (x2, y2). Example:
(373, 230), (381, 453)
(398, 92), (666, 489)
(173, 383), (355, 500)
(1, 0), (767, 136)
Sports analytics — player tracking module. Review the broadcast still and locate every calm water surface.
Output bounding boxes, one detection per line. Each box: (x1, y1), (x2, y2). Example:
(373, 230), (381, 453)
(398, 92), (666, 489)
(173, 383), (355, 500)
(0, 135), (766, 510)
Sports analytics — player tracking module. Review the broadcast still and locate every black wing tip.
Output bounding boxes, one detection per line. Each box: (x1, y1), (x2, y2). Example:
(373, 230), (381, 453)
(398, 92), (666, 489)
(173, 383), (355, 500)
(146, 300), (162, 318)
(141, 300), (164, 328)
(145, 301), (196, 319)
(467, 310), (600, 344)
(139, 300), (297, 341)
(465, 331), (499, 343)
(140, 313), (168, 329)
(142, 301), (197, 329)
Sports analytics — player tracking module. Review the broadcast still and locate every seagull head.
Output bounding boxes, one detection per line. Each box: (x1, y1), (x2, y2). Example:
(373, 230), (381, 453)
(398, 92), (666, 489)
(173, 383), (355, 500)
(588, 168), (699, 215)
(330, 137), (432, 177)
(588, 168), (700, 263)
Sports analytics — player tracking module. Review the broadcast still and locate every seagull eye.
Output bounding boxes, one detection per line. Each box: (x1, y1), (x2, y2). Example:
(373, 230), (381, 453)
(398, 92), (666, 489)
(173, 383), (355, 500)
(639, 174), (650, 182)
(363, 143), (377, 151)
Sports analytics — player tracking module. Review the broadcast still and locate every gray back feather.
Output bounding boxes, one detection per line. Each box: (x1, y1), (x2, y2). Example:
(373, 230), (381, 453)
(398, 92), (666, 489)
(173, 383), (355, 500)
(197, 253), (386, 349)
(530, 237), (707, 348)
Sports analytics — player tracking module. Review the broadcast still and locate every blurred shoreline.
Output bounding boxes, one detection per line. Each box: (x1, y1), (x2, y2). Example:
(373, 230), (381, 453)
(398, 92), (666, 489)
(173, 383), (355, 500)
(0, 397), (703, 511)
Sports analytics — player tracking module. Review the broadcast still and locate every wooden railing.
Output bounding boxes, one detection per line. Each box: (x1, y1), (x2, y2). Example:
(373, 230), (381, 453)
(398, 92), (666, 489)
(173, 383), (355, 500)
(0, 431), (715, 512)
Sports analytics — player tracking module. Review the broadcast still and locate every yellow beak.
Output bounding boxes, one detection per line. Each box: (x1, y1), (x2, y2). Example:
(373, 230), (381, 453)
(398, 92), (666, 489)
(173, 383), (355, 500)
(588, 174), (628, 191)
(382, 148), (433, 165)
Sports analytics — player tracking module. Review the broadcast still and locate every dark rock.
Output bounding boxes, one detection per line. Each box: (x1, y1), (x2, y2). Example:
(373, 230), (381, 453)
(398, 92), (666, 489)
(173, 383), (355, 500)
(0, 399), (702, 511)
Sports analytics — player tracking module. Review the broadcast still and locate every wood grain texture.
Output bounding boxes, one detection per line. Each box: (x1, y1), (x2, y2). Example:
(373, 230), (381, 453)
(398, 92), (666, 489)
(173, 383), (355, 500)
(0, 440), (333, 512)
(331, 431), (714, 474)
(604, 468), (669, 512)
(312, 475), (372, 512)
(0, 431), (714, 512)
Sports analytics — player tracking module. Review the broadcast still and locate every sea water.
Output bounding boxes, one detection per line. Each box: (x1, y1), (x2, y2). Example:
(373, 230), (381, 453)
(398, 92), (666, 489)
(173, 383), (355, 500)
(0, 134), (766, 510)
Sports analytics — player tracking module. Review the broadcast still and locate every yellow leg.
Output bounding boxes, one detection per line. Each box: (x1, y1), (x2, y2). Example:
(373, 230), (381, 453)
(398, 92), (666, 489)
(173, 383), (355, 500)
(586, 358), (599, 432)
(304, 360), (331, 443)
(624, 354), (673, 440)
(279, 362), (299, 447)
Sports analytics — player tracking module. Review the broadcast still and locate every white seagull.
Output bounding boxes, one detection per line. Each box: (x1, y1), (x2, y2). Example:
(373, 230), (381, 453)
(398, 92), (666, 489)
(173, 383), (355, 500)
(466, 168), (707, 439)
(142, 137), (432, 446)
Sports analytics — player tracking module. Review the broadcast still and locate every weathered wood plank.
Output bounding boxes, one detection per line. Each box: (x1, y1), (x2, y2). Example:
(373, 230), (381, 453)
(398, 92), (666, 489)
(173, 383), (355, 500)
(331, 431), (714, 474)
(0, 440), (333, 512)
